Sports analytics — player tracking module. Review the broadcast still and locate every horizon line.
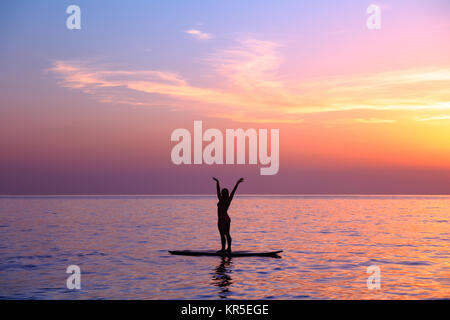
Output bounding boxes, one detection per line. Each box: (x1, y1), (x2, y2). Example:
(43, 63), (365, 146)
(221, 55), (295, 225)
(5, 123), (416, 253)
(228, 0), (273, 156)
(0, 193), (449, 197)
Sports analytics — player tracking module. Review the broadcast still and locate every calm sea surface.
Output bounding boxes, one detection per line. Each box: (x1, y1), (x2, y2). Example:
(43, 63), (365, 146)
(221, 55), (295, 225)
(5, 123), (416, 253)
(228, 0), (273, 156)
(0, 195), (448, 299)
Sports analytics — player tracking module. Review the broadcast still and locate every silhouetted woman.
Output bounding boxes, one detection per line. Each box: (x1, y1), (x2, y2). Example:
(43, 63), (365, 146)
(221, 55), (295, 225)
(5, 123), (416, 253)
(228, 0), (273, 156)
(212, 177), (244, 253)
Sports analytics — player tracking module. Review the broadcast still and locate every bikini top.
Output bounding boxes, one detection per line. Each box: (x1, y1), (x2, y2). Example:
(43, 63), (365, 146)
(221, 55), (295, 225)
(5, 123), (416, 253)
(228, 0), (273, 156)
(217, 200), (230, 211)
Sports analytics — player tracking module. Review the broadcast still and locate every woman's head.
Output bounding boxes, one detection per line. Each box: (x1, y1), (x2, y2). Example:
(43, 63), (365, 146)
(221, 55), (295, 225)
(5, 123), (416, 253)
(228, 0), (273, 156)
(221, 188), (229, 199)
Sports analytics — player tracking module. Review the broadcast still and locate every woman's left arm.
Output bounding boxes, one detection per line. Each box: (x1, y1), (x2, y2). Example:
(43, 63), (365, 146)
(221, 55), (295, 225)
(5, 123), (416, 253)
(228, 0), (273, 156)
(229, 178), (244, 203)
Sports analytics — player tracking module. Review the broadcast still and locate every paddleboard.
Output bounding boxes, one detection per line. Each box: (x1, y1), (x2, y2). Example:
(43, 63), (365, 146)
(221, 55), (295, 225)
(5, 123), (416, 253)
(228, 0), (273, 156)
(168, 250), (283, 257)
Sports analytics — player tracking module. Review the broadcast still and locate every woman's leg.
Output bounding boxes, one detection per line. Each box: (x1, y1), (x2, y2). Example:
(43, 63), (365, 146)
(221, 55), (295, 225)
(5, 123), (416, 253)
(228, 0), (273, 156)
(220, 232), (226, 251)
(225, 233), (232, 252)
(218, 222), (226, 251)
(224, 219), (232, 252)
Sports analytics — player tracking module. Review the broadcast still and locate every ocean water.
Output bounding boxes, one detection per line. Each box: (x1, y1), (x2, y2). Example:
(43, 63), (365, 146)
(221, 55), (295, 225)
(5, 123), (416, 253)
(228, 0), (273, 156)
(0, 195), (448, 300)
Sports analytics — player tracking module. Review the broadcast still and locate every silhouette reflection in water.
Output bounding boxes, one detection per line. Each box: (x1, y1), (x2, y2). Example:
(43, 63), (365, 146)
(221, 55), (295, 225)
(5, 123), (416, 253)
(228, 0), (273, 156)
(211, 256), (233, 299)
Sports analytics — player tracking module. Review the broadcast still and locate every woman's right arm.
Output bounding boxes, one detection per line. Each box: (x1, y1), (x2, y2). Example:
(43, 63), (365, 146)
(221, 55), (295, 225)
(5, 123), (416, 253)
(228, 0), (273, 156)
(213, 177), (221, 200)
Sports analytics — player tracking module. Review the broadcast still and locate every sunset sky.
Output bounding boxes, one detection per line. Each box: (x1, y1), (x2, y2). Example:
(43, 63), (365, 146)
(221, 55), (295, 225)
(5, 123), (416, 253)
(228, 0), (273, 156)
(0, 0), (449, 194)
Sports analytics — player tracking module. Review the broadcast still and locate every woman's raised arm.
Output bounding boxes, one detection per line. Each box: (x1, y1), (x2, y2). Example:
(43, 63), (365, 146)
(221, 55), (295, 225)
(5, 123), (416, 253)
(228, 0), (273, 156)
(229, 178), (244, 203)
(213, 177), (221, 200)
